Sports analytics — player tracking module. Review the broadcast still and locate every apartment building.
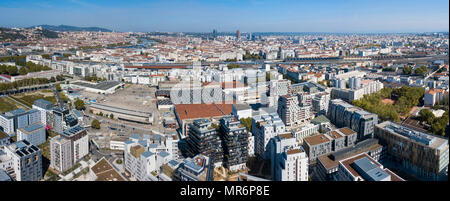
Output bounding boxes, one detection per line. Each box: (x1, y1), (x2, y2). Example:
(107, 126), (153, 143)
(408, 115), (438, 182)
(219, 116), (249, 171)
(328, 99), (378, 140)
(186, 119), (223, 167)
(124, 134), (174, 181)
(252, 111), (286, 159)
(58, 125), (89, 164)
(317, 138), (383, 181)
(177, 154), (210, 181)
(336, 153), (404, 181)
(278, 95), (311, 127)
(269, 133), (308, 181)
(32, 99), (55, 126)
(17, 123), (46, 146)
(0, 108), (41, 135)
(375, 121), (449, 181)
(0, 140), (42, 181)
(50, 136), (73, 172)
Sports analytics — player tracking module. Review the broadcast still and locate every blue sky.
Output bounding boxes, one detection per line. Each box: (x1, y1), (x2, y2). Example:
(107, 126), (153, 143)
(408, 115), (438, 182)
(0, 0), (448, 33)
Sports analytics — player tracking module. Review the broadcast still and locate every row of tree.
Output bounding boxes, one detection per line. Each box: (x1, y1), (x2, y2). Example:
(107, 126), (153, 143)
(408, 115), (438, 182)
(0, 77), (51, 93)
(402, 65), (428, 76)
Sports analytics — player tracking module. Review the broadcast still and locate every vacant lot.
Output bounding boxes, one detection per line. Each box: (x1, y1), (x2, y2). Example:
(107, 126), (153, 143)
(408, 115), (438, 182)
(11, 90), (57, 107)
(0, 96), (23, 112)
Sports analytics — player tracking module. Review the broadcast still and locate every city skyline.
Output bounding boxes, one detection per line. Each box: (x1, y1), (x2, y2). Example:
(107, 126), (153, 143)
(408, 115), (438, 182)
(0, 0), (448, 33)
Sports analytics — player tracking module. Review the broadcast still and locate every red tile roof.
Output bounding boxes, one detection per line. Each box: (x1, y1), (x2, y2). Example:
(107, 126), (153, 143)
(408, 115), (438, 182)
(175, 103), (233, 121)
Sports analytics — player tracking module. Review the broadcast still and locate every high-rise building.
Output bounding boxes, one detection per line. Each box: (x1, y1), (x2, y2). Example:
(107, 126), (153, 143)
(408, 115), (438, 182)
(278, 95), (310, 126)
(58, 125), (89, 164)
(50, 107), (69, 133)
(236, 30), (241, 40)
(0, 140), (42, 181)
(269, 133), (308, 181)
(186, 119), (223, 167)
(269, 79), (291, 108)
(50, 136), (73, 172)
(375, 121), (449, 181)
(252, 111), (286, 159)
(219, 116), (249, 171)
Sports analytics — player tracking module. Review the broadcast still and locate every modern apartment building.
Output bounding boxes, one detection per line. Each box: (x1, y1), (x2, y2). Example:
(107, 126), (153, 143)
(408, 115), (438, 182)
(317, 138), (383, 181)
(177, 154), (211, 181)
(0, 108), (41, 135)
(32, 99), (55, 126)
(50, 136), (73, 172)
(186, 119), (223, 167)
(336, 153), (404, 181)
(328, 99), (378, 140)
(312, 92), (330, 115)
(1, 140), (42, 181)
(252, 111), (286, 159)
(17, 123), (46, 146)
(278, 95), (310, 126)
(219, 116), (249, 171)
(58, 125), (89, 164)
(375, 121), (449, 181)
(303, 127), (358, 163)
(124, 134), (174, 181)
(269, 133), (308, 181)
(268, 79), (291, 108)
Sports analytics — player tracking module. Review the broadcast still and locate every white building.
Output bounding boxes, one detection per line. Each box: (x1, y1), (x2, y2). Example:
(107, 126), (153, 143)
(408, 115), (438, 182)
(270, 133), (309, 181)
(232, 103), (252, 120)
(50, 136), (73, 172)
(124, 134), (175, 181)
(252, 111), (286, 159)
(17, 123), (46, 146)
(0, 108), (41, 136)
(32, 99), (55, 126)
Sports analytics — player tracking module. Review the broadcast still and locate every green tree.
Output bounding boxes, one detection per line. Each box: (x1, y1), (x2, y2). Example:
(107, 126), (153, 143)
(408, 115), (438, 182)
(19, 67), (27, 75)
(74, 99), (85, 110)
(419, 109), (435, 125)
(55, 83), (62, 91)
(402, 66), (413, 75)
(109, 113), (114, 119)
(91, 119), (101, 129)
(6, 66), (18, 75)
(414, 66), (428, 76)
(240, 117), (253, 132)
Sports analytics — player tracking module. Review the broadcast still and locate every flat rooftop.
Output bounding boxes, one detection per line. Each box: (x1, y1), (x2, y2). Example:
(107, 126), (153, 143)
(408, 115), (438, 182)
(90, 103), (152, 118)
(71, 81), (121, 91)
(304, 134), (330, 146)
(175, 103), (233, 121)
(91, 158), (125, 181)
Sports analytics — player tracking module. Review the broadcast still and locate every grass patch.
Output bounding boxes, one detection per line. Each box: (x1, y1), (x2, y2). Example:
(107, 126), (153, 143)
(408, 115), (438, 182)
(11, 93), (57, 108)
(0, 97), (19, 113)
(62, 162), (82, 176)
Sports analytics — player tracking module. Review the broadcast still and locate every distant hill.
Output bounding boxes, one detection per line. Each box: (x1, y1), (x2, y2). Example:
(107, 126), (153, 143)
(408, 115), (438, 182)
(30, 25), (112, 32)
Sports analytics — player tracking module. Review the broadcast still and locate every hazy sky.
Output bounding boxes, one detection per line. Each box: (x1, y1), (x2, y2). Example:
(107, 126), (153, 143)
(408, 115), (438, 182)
(0, 0), (448, 33)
